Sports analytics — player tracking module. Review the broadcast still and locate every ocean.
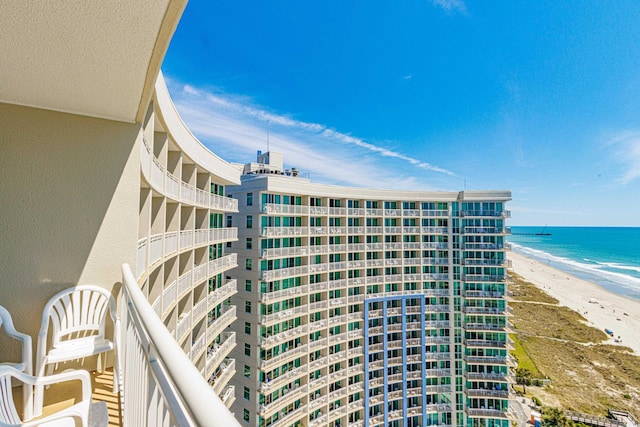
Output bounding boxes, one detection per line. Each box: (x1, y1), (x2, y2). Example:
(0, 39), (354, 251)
(508, 227), (640, 301)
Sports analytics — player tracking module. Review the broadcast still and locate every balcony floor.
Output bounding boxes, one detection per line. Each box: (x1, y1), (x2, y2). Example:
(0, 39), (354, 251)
(12, 368), (122, 427)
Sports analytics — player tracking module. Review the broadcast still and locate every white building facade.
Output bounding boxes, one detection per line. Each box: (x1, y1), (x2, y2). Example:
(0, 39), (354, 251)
(229, 154), (513, 427)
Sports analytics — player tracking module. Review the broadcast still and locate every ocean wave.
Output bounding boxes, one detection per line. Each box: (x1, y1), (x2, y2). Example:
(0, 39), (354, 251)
(510, 243), (640, 293)
(595, 261), (640, 274)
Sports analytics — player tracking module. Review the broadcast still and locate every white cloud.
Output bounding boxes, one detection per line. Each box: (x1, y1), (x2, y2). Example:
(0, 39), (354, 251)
(431, 0), (466, 14)
(606, 131), (640, 184)
(165, 80), (457, 190)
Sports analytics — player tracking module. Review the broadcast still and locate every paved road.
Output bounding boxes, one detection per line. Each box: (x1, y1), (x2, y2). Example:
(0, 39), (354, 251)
(511, 397), (531, 427)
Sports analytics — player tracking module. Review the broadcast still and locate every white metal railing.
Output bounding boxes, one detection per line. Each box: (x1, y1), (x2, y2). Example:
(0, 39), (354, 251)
(263, 204), (308, 215)
(121, 264), (240, 427)
(152, 157), (165, 189)
(178, 272), (192, 297)
(181, 182), (195, 204)
(262, 227), (307, 237)
(149, 234), (163, 266)
(162, 281), (177, 314)
(165, 231), (178, 256)
(137, 238), (147, 279)
(261, 265), (308, 281)
(211, 193), (238, 212)
(210, 227), (238, 244)
(166, 172), (180, 199)
(141, 137), (151, 180)
(180, 230), (193, 250)
(208, 280), (237, 310)
(261, 246), (308, 259)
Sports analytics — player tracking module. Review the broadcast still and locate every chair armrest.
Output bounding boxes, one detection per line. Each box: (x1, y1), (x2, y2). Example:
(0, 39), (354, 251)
(25, 369), (93, 403)
(19, 402), (89, 427)
(7, 331), (33, 376)
(1, 318), (33, 376)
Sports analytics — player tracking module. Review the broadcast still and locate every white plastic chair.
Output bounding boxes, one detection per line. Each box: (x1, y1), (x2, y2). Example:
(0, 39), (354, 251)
(0, 365), (91, 427)
(0, 305), (33, 420)
(35, 286), (119, 416)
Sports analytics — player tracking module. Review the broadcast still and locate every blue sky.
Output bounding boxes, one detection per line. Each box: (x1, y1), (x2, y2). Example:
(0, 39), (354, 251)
(162, 0), (640, 226)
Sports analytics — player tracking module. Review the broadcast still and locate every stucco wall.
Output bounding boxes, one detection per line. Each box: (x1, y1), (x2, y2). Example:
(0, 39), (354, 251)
(0, 102), (140, 361)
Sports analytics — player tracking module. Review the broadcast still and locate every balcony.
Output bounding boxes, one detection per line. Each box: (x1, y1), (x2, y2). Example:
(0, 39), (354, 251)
(461, 210), (511, 218)
(261, 246), (308, 259)
(261, 265), (308, 281)
(465, 407), (516, 420)
(466, 388), (511, 398)
(464, 339), (514, 350)
(464, 371), (514, 382)
(263, 203), (309, 215)
(261, 226), (307, 237)
(142, 145), (238, 213)
(121, 264), (241, 425)
(259, 285), (307, 303)
(464, 355), (516, 367)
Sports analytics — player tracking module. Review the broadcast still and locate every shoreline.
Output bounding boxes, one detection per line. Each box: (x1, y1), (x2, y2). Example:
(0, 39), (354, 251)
(508, 251), (640, 356)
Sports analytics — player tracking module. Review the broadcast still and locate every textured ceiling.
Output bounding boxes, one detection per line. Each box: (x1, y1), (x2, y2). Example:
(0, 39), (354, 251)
(0, 1), (186, 123)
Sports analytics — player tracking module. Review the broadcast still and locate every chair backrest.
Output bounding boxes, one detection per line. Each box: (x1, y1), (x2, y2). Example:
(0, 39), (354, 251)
(0, 367), (20, 424)
(41, 286), (116, 347)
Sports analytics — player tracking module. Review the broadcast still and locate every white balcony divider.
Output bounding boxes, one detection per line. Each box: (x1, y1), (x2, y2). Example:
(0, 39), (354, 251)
(121, 264), (241, 427)
(137, 238), (147, 279)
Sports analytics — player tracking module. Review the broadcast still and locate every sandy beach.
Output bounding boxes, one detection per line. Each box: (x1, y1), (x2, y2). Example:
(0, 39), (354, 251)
(509, 250), (640, 356)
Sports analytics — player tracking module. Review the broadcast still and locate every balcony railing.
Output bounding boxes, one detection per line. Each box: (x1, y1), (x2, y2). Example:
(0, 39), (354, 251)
(121, 264), (240, 426)
(141, 142), (238, 213)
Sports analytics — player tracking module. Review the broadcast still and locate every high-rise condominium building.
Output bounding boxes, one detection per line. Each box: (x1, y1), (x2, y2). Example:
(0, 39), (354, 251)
(229, 153), (513, 427)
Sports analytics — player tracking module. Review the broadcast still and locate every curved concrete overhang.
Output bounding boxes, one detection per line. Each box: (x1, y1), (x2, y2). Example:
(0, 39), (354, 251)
(0, 1), (187, 123)
(154, 72), (242, 185)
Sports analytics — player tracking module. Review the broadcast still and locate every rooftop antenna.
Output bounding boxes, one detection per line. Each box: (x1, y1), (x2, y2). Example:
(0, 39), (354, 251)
(266, 120), (270, 152)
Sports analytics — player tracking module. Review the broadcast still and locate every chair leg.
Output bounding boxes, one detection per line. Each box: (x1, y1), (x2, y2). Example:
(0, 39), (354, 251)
(33, 361), (46, 417)
(22, 381), (33, 421)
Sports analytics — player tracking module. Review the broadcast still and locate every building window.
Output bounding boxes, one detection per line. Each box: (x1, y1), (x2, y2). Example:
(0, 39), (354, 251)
(226, 215), (232, 227)
(246, 259), (252, 270)
(245, 279), (252, 291)
(246, 238), (252, 249)
(243, 408), (250, 422)
(247, 193), (253, 206)
(244, 386), (250, 401)
(244, 343), (251, 356)
(245, 322), (251, 334)
(246, 215), (253, 228)
(244, 365), (251, 378)
(245, 301), (251, 313)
